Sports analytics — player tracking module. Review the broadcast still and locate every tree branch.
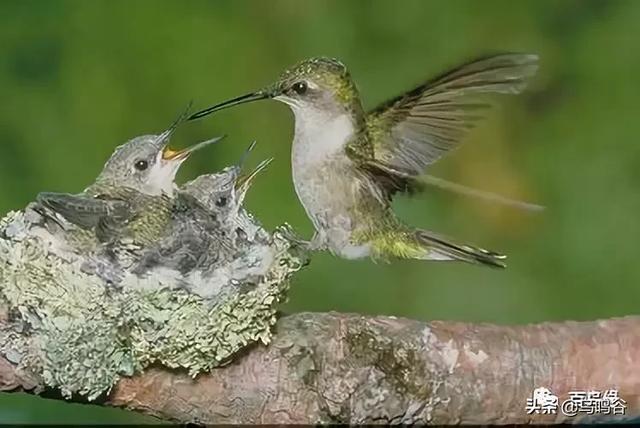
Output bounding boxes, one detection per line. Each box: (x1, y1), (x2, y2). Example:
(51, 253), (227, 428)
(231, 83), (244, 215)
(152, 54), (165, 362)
(1, 311), (638, 424)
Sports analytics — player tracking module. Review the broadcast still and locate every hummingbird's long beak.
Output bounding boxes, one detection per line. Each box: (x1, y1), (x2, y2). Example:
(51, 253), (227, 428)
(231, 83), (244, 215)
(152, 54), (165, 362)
(188, 90), (272, 121)
(162, 135), (225, 161)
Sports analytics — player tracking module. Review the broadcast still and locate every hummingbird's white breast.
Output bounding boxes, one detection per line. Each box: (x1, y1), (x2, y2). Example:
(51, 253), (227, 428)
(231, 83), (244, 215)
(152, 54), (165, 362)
(290, 107), (354, 164)
(289, 106), (372, 258)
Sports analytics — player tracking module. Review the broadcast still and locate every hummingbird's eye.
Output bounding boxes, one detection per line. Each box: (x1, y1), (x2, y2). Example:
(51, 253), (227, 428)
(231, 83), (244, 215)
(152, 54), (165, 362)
(134, 160), (149, 171)
(215, 196), (228, 207)
(292, 81), (308, 95)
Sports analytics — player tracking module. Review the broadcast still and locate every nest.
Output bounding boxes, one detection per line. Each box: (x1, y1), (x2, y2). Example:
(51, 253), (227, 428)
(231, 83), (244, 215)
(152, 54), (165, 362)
(0, 175), (307, 400)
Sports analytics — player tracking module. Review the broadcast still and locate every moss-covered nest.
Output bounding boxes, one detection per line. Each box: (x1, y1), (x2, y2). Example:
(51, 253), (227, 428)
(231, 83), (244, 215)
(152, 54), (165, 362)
(0, 180), (307, 400)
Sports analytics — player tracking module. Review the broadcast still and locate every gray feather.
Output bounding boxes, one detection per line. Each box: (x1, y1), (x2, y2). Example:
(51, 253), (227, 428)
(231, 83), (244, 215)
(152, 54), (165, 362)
(361, 53), (539, 197)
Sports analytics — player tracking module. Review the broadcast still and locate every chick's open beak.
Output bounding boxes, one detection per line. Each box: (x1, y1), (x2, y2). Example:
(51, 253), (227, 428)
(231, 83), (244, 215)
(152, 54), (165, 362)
(161, 135), (226, 161)
(161, 146), (187, 161)
(235, 157), (273, 196)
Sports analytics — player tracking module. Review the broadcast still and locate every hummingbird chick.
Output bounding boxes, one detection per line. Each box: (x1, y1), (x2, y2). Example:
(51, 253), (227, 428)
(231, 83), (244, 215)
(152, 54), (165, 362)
(132, 142), (273, 285)
(190, 54), (540, 268)
(180, 141), (274, 252)
(37, 107), (222, 260)
(182, 141), (272, 228)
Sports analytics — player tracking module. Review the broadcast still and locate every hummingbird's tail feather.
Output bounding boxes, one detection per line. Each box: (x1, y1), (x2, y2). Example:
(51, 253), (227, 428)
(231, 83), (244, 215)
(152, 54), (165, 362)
(415, 229), (507, 268)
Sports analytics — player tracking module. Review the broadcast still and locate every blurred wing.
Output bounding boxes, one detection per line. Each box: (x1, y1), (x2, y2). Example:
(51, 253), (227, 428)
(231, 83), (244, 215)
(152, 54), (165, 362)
(37, 192), (129, 230)
(355, 53), (538, 197)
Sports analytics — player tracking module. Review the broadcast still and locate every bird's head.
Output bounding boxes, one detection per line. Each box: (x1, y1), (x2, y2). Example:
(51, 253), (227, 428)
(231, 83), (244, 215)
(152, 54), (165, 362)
(97, 109), (222, 196)
(189, 57), (360, 121)
(181, 141), (271, 219)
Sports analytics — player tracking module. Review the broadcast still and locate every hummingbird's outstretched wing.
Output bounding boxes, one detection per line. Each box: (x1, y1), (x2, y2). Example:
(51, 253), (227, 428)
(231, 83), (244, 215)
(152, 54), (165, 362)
(349, 53), (538, 198)
(37, 192), (130, 234)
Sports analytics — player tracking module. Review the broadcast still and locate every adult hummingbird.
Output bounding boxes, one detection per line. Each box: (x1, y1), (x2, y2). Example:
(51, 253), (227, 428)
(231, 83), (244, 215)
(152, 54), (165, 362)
(37, 108), (223, 247)
(189, 54), (539, 267)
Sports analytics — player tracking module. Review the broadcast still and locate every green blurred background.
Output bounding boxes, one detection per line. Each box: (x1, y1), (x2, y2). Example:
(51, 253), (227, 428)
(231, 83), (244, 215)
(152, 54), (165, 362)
(1, 0), (639, 423)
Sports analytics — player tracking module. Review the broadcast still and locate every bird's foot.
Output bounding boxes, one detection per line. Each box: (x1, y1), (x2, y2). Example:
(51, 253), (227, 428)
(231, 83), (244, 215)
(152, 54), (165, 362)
(275, 223), (310, 247)
(273, 224), (314, 268)
(275, 224), (329, 263)
(308, 233), (328, 251)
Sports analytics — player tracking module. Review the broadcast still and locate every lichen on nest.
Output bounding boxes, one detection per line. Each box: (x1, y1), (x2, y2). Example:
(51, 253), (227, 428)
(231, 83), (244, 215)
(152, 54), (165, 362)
(0, 183), (307, 400)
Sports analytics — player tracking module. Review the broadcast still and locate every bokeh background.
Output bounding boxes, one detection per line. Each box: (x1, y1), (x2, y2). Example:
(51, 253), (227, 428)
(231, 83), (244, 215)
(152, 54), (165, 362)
(1, 0), (639, 423)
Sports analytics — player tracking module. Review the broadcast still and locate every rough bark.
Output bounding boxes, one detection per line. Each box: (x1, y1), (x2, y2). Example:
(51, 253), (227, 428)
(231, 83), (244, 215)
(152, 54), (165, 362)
(1, 310), (638, 425)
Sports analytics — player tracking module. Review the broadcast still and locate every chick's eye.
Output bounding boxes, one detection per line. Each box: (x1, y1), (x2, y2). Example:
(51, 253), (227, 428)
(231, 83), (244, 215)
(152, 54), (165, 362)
(292, 81), (308, 95)
(134, 160), (149, 171)
(215, 196), (227, 207)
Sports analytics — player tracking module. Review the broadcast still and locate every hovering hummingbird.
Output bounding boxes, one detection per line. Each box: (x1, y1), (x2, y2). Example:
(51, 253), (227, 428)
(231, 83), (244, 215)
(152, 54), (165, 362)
(37, 108), (223, 247)
(189, 54), (539, 268)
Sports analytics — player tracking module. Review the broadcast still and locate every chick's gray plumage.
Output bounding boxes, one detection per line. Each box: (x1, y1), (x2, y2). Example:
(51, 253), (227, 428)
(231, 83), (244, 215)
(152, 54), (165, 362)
(131, 192), (233, 277)
(135, 152), (274, 279)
